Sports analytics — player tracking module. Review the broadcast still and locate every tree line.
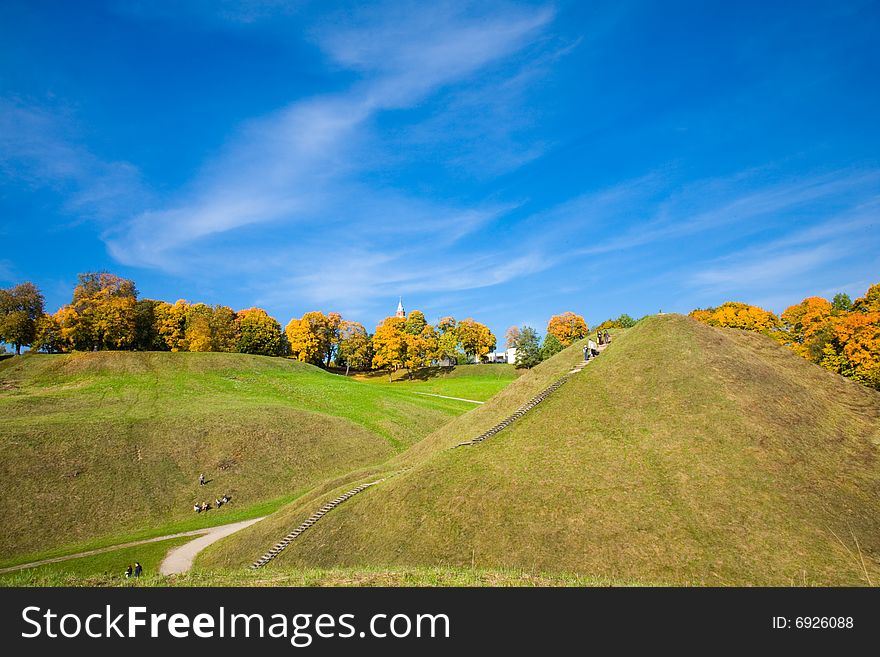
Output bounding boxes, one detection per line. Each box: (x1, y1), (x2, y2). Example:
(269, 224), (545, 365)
(0, 273), (289, 357)
(690, 283), (880, 389)
(0, 273), (503, 377)
(1, 273), (636, 377)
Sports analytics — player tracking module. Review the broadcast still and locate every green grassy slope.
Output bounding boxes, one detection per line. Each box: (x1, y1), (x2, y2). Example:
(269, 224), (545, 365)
(0, 351), (478, 561)
(0, 535), (193, 585)
(354, 363), (519, 401)
(203, 316), (880, 585)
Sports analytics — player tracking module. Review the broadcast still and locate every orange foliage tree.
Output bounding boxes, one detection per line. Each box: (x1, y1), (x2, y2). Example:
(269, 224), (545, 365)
(546, 311), (589, 346)
(692, 283), (880, 390)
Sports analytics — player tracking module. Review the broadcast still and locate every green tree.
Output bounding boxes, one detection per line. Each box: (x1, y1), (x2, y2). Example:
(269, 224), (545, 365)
(134, 299), (168, 351)
(832, 293), (853, 312)
(513, 326), (541, 368)
(540, 332), (564, 360)
(0, 282), (45, 354)
(616, 313), (637, 328)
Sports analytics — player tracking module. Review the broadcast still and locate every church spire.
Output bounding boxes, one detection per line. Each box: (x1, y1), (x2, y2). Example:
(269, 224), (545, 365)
(396, 297), (406, 319)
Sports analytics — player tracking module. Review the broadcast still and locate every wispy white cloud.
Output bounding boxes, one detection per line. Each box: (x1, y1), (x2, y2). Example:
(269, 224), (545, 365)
(103, 3), (555, 279)
(686, 199), (880, 305)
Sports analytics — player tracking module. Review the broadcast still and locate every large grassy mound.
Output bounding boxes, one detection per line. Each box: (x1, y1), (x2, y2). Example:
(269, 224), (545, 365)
(0, 351), (480, 562)
(202, 316), (880, 585)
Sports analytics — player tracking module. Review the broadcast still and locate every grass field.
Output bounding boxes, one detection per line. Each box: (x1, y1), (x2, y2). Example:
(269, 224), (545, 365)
(0, 535), (193, 585)
(354, 363), (519, 401)
(0, 351), (508, 561)
(201, 317), (880, 586)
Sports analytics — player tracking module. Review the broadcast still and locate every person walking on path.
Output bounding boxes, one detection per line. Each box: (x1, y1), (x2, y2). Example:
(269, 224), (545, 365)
(134, 562), (142, 578)
(603, 330), (610, 344)
(199, 473), (206, 486)
(583, 344), (590, 361)
(588, 338), (598, 357)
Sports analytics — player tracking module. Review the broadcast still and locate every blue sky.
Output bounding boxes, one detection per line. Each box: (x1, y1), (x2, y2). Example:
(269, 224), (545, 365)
(2, 0), (879, 340)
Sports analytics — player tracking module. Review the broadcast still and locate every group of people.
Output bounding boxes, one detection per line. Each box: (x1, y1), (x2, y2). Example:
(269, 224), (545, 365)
(194, 473), (231, 512)
(124, 562), (142, 578)
(193, 494), (230, 513)
(584, 330), (611, 361)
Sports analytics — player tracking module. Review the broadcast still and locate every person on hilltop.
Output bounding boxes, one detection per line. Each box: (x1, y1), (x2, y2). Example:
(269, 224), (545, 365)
(134, 562), (142, 578)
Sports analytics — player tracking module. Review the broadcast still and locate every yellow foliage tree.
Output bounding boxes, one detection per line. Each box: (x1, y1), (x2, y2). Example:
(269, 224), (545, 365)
(155, 300), (189, 351)
(286, 314), (325, 364)
(457, 318), (496, 361)
(372, 316), (407, 381)
(852, 283), (880, 313)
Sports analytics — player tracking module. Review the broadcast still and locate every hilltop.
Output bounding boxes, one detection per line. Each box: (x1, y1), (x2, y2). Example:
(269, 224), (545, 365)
(201, 315), (880, 585)
(0, 351), (497, 562)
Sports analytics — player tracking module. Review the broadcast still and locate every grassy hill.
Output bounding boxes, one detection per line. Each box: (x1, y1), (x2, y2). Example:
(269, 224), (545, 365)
(0, 351), (494, 562)
(200, 316), (880, 585)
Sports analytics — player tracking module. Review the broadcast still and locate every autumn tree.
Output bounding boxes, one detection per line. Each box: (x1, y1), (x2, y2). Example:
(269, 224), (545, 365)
(183, 303), (215, 352)
(780, 297), (833, 359)
(457, 318), (495, 362)
(336, 321), (373, 374)
(852, 283), (880, 313)
(821, 310), (880, 388)
(404, 310), (428, 335)
(504, 325), (521, 349)
(403, 324), (439, 376)
(512, 326), (541, 368)
(286, 311), (338, 365)
(372, 316), (407, 381)
(32, 313), (65, 353)
(547, 311), (589, 346)
(435, 316), (464, 364)
(235, 308), (286, 356)
(691, 302), (782, 336)
(155, 300), (189, 351)
(55, 273), (138, 350)
(209, 305), (238, 352)
(0, 282), (45, 354)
